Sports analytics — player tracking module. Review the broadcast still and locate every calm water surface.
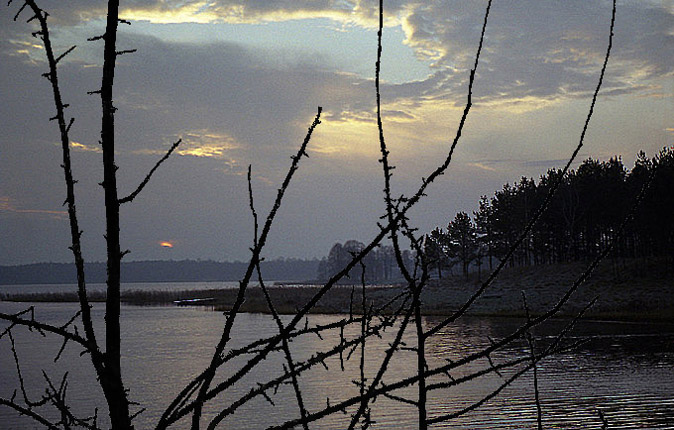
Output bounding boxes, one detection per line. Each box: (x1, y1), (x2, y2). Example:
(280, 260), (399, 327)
(1, 299), (673, 429)
(0, 281), (240, 295)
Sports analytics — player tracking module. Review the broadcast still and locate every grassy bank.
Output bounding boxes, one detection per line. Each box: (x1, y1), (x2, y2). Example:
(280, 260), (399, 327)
(425, 258), (674, 322)
(2, 259), (671, 321)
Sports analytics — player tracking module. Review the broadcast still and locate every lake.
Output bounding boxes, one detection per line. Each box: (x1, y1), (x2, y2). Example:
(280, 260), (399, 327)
(1, 283), (673, 429)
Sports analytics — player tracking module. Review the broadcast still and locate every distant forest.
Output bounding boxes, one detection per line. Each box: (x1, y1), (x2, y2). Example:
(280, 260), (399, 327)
(0, 259), (319, 285)
(424, 148), (674, 278)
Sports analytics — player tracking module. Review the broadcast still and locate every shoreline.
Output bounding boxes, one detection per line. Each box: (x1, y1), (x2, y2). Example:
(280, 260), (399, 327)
(2, 260), (671, 323)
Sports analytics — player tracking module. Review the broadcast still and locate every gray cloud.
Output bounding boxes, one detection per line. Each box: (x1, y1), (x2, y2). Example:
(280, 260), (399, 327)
(109, 33), (379, 159)
(394, 0), (674, 103)
(6, 0), (672, 105)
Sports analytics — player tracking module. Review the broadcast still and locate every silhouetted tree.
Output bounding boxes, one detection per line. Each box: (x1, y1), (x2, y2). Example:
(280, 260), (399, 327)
(474, 196), (495, 270)
(427, 149), (673, 271)
(318, 240), (412, 282)
(424, 228), (449, 279)
(446, 212), (477, 279)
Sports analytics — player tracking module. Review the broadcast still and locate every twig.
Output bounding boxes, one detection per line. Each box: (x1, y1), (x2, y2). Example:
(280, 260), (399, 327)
(0, 397), (59, 429)
(13, 0), (103, 377)
(118, 139), (182, 204)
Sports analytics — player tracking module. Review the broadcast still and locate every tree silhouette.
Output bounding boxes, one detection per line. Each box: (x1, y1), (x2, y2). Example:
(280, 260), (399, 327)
(446, 212), (477, 279)
(425, 150), (673, 274)
(424, 227), (450, 279)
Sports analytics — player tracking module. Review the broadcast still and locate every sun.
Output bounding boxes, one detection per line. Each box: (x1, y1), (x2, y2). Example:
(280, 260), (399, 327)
(159, 241), (174, 248)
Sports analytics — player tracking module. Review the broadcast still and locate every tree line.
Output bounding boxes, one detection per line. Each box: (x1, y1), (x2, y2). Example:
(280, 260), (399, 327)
(424, 148), (674, 279)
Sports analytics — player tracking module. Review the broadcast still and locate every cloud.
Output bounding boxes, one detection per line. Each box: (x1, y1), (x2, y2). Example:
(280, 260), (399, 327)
(167, 130), (239, 159)
(70, 141), (101, 153)
(396, 1), (674, 106)
(0, 196), (67, 220)
(467, 162), (497, 172)
(116, 0), (417, 27)
(89, 32), (383, 172)
(6, 0), (394, 27)
(466, 156), (593, 173)
(6, 1), (672, 111)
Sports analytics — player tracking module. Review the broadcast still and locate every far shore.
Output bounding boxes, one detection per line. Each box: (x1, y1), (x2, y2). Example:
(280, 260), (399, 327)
(1, 259), (672, 322)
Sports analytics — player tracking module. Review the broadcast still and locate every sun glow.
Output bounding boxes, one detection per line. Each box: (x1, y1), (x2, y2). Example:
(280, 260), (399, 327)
(159, 241), (174, 248)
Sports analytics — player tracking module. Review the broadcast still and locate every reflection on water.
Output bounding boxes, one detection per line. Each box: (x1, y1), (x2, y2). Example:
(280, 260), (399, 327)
(0, 281), (241, 295)
(423, 317), (674, 429)
(1, 301), (673, 429)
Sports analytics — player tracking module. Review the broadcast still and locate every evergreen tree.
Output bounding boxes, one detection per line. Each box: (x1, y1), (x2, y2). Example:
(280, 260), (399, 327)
(446, 212), (477, 279)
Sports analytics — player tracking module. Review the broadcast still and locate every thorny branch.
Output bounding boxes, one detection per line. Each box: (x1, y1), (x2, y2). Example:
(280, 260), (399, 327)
(2, 1), (181, 428)
(0, 397), (60, 430)
(151, 0), (626, 427)
(163, 0), (496, 423)
(271, 296), (595, 430)
(522, 292), (544, 430)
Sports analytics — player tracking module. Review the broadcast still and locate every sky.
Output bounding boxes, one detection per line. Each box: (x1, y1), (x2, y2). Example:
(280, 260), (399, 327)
(0, 0), (672, 265)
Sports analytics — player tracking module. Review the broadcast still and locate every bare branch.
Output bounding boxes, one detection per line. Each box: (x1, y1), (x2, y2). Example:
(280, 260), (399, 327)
(270, 299), (594, 430)
(522, 292), (544, 429)
(118, 139), (182, 204)
(0, 310), (94, 352)
(598, 408), (609, 429)
(12, 0), (29, 21)
(246, 169), (311, 430)
(203, 313), (401, 429)
(5, 0), (641, 429)
(375, 0), (413, 285)
(54, 45), (76, 65)
(115, 48), (136, 56)
(0, 397), (60, 429)
(11, 0), (102, 380)
(8, 330), (49, 408)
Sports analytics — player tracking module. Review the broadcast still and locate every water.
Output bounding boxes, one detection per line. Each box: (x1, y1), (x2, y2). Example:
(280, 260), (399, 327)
(1, 298), (673, 429)
(0, 281), (240, 295)
(0, 281), (391, 296)
(0, 281), (397, 296)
